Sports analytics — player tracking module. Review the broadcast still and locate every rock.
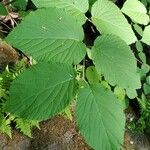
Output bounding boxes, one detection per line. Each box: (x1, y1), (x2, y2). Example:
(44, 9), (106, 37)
(29, 116), (90, 150)
(0, 39), (18, 68)
(131, 133), (150, 150)
(123, 131), (150, 150)
(0, 130), (30, 150)
(0, 133), (7, 150)
(0, 116), (90, 150)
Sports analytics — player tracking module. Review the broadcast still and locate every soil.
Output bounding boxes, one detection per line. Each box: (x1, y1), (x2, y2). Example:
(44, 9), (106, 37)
(0, 115), (91, 150)
(1, 115), (150, 150)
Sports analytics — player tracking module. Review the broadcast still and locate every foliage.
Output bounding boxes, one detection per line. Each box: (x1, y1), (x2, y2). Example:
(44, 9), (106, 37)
(127, 94), (150, 134)
(0, 61), (39, 137)
(0, 2), (7, 15)
(11, 0), (28, 11)
(122, 0), (149, 25)
(0, 0), (150, 149)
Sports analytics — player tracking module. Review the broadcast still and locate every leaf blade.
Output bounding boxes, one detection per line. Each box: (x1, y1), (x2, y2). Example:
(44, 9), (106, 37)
(122, 0), (149, 25)
(142, 25), (150, 45)
(92, 34), (141, 91)
(4, 62), (78, 120)
(6, 7), (86, 65)
(91, 0), (137, 44)
(31, 0), (89, 25)
(76, 84), (125, 150)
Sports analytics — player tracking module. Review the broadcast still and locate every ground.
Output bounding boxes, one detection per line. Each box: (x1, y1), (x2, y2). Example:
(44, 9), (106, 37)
(0, 115), (91, 150)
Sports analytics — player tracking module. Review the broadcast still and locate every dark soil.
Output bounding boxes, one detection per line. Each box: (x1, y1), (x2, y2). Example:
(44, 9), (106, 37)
(0, 130), (30, 150)
(0, 114), (150, 150)
(0, 115), (91, 150)
(29, 116), (90, 150)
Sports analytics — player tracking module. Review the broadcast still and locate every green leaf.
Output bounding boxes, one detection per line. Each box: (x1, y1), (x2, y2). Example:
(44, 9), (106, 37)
(0, 3), (7, 15)
(86, 48), (92, 59)
(133, 24), (143, 37)
(12, 0), (27, 11)
(31, 0), (89, 25)
(91, 0), (137, 44)
(114, 86), (125, 101)
(126, 88), (137, 99)
(60, 106), (73, 121)
(143, 83), (150, 94)
(86, 66), (101, 84)
(0, 117), (12, 138)
(138, 52), (146, 63)
(6, 7), (86, 65)
(15, 118), (39, 137)
(76, 84), (125, 150)
(136, 41), (143, 52)
(142, 25), (150, 45)
(146, 76), (150, 84)
(92, 34), (141, 90)
(122, 0), (149, 25)
(4, 62), (77, 120)
(100, 80), (111, 90)
(114, 86), (127, 109)
(138, 64), (150, 79)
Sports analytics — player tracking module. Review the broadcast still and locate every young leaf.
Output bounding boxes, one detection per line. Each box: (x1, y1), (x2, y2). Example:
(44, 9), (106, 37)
(138, 51), (146, 64)
(4, 62), (78, 120)
(15, 118), (39, 137)
(86, 66), (101, 84)
(143, 83), (150, 94)
(0, 117), (12, 138)
(138, 64), (150, 79)
(122, 0), (149, 25)
(136, 41), (143, 52)
(101, 80), (111, 90)
(92, 34), (141, 90)
(6, 7), (86, 65)
(146, 76), (150, 84)
(114, 86), (125, 101)
(126, 88), (137, 99)
(31, 0), (89, 25)
(91, 0), (137, 45)
(76, 84), (125, 150)
(133, 24), (143, 37)
(142, 25), (150, 45)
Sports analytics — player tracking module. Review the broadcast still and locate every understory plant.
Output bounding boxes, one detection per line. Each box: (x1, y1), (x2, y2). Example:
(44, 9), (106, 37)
(0, 61), (39, 137)
(0, 0), (150, 149)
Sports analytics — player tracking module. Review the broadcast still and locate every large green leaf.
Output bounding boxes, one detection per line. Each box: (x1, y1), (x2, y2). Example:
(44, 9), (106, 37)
(122, 0), (149, 25)
(31, 0), (89, 25)
(91, 0), (137, 45)
(92, 34), (141, 91)
(6, 7), (86, 65)
(4, 62), (77, 120)
(76, 84), (125, 150)
(141, 25), (150, 45)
